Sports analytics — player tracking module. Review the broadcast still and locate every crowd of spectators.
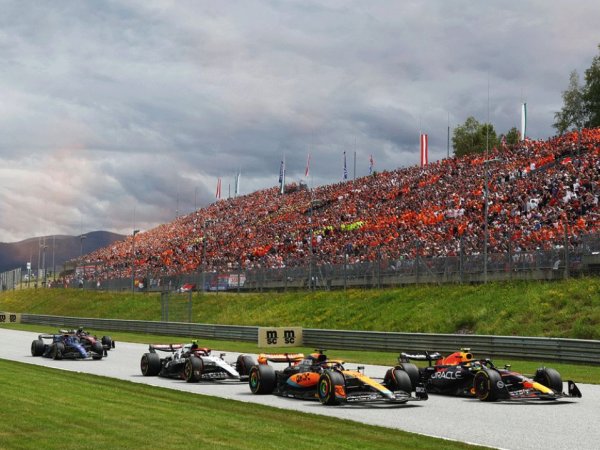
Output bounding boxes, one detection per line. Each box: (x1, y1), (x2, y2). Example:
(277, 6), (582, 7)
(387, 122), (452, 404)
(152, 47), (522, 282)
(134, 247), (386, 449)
(78, 128), (600, 281)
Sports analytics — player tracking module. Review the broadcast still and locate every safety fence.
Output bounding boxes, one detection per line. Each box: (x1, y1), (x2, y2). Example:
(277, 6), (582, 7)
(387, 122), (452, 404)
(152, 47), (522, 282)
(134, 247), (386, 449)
(0, 268), (21, 291)
(19, 314), (600, 365)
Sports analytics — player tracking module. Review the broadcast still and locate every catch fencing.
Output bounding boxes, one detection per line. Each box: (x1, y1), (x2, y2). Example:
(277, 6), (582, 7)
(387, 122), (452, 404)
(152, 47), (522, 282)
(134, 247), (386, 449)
(19, 314), (600, 365)
(0, 268), (21, 291)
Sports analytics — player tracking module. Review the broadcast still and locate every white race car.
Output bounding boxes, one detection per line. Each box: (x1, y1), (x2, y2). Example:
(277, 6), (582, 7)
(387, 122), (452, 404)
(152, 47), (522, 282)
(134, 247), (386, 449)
(140, 341), (256, 382)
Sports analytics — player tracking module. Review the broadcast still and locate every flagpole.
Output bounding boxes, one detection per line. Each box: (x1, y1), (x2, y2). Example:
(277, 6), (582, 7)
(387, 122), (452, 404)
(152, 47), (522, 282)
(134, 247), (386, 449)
(447, 112), (450, 159)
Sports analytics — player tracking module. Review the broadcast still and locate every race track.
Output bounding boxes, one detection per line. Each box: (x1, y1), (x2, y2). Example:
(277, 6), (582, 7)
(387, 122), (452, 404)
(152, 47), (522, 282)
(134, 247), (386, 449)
(1, 328), (597, 450)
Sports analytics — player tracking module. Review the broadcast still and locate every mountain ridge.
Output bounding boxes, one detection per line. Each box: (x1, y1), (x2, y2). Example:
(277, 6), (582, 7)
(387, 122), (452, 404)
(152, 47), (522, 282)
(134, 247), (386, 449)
(0, 231), (125, 273)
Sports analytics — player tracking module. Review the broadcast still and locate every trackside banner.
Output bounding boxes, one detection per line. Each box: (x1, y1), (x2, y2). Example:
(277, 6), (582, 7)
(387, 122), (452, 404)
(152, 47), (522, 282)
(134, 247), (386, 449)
(258, 327), (303, 347)
(0, 312), (21, 324)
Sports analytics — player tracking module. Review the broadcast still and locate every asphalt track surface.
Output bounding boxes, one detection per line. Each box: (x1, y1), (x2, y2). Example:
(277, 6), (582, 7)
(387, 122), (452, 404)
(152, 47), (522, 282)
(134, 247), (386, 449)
(1, 328), (598, 450)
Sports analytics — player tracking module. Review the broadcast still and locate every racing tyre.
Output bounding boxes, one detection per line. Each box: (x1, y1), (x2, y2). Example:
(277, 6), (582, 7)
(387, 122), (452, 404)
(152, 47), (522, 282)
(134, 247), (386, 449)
(397, 363), (420, 391)
(31, 339), (45, 357)
(184, 356), (204, 383)
(318, 369), (345, 406)
(92, 341), (104, 360)
(384, 368), (413, 393)
(236, 354), (257, 378)
(140, 352), (161, 376)
(51, 342), (64, 360)
(249, 365), (276, 395)
(101, 336), (113, 349)
(534, 367), (563, 393)
(473, 368), (504, 402)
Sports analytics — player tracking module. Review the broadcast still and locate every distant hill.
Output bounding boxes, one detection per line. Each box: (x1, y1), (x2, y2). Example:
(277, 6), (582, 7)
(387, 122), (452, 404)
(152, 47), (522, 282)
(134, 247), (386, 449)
(0, 231), (125, 273)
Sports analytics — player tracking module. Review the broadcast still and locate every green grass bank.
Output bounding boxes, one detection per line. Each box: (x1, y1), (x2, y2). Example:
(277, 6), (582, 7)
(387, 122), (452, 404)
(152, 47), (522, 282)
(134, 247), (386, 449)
(0, 359), (482, 450)
(1, 277), (599, 338)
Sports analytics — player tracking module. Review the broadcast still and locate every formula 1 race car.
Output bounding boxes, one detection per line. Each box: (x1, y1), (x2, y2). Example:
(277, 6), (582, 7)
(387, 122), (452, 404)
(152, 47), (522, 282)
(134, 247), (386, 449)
(31, 332), (104, 360)
(249, 350), (428, 405)
(399, 349), (582, 402)
(140, 341), (256, 382)
(61, 328), (115, 355)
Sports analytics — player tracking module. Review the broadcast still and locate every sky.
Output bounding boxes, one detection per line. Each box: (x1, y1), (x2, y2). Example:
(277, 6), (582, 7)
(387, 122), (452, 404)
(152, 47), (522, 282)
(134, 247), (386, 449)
(1, 0), (599, 243)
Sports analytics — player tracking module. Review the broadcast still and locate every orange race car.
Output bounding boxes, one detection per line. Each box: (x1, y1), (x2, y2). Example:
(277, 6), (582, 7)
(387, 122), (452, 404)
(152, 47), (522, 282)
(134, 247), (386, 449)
(249, 349), (428, 405)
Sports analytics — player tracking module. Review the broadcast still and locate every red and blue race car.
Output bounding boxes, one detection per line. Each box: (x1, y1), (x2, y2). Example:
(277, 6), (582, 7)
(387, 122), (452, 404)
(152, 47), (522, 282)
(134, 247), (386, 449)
(398, 349), (582, 401)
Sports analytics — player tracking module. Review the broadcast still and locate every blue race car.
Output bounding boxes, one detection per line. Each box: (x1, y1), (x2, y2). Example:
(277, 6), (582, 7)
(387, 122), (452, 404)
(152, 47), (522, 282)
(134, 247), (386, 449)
(31, 332), (104, 360)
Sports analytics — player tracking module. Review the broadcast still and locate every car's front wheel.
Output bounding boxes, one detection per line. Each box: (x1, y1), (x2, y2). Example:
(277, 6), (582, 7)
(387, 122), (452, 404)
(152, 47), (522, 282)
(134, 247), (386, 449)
(92, 341), (104, 360)
(51, 342), (65, 360)
(184, 356), (204, 383)
(534, 367), (563, 393)
(318, 370), (345, 405)
(473, 368), (504, 401)
(249, 365), (276, 394)
(102, 336), (114, 349)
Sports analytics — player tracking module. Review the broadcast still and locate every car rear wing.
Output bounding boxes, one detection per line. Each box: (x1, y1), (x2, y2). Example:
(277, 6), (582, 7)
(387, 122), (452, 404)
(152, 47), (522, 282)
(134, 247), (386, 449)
(399, 351), (442, 364)
(37, 334), (57, 340)
(257, 353), (305, 365)
(148, 344), (184, 353)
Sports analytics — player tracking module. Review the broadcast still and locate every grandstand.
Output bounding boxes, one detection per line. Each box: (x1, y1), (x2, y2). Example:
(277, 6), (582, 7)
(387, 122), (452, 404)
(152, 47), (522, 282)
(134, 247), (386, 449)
(75, 128), (600, 286)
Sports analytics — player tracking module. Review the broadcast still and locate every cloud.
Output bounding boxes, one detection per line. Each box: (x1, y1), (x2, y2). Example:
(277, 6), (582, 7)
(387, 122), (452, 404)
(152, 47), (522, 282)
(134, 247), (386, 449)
(0, 0), (599, 242)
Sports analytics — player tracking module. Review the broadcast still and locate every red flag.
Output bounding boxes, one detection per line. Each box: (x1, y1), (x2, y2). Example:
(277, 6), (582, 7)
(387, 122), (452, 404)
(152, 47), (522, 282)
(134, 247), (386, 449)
(305, 153), (310, 177)
(420, 134), (428, 167)
(215, 178), (222, 199)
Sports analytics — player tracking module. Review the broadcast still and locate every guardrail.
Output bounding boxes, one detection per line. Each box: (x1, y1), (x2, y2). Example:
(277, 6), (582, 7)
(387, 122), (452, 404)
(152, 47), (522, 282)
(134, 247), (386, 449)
(20, 314), (600, 365)
(21, 314), (257, 342)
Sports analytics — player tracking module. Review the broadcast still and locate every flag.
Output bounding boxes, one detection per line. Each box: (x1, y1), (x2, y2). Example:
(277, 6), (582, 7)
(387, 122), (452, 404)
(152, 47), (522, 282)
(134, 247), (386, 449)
(278, 159), (285, 194)
(305, 153), (310, 177)
(234, 171), (241, 197)
(420, 134), (428, 167)
(215, 178), (221, 199)
(343, 151), (348, 180)
(521, 102), (527, 141)
(369, 154), (374, 174)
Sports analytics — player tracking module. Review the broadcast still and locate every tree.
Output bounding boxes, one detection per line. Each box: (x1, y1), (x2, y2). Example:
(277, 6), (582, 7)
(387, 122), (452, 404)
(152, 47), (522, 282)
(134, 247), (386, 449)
(583, 44), (600, 128)
(452, 117), (499, 157)
(503, 127), (520, 146)
(553, 70), (586, 134)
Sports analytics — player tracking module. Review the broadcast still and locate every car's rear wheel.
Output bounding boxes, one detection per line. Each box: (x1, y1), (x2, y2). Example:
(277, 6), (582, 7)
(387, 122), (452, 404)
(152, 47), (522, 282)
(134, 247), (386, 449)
(31, 339), (45, 357)
(184, 356), (204, 382)
(384, 368), (412, 393)
(249, 365), (276, 394)
(318, 369), (345, 405)
(397, 363), (420, 391)
(140, 352), (161, 376)
(534, 367), (563, 393)
(51, 342), (64, 360)
(473, 368), (503, 401)
(236, 354), (257, 378)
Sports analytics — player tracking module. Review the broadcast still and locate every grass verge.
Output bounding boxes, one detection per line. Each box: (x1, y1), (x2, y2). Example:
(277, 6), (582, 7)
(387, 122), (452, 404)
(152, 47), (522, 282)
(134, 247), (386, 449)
(0, 359), (483, 450)
(1, 278), (600, 338)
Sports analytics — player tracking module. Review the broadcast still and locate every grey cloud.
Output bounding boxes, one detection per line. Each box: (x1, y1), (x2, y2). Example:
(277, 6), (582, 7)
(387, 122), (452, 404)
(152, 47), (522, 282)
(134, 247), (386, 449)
(1, 1), (599, 242)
